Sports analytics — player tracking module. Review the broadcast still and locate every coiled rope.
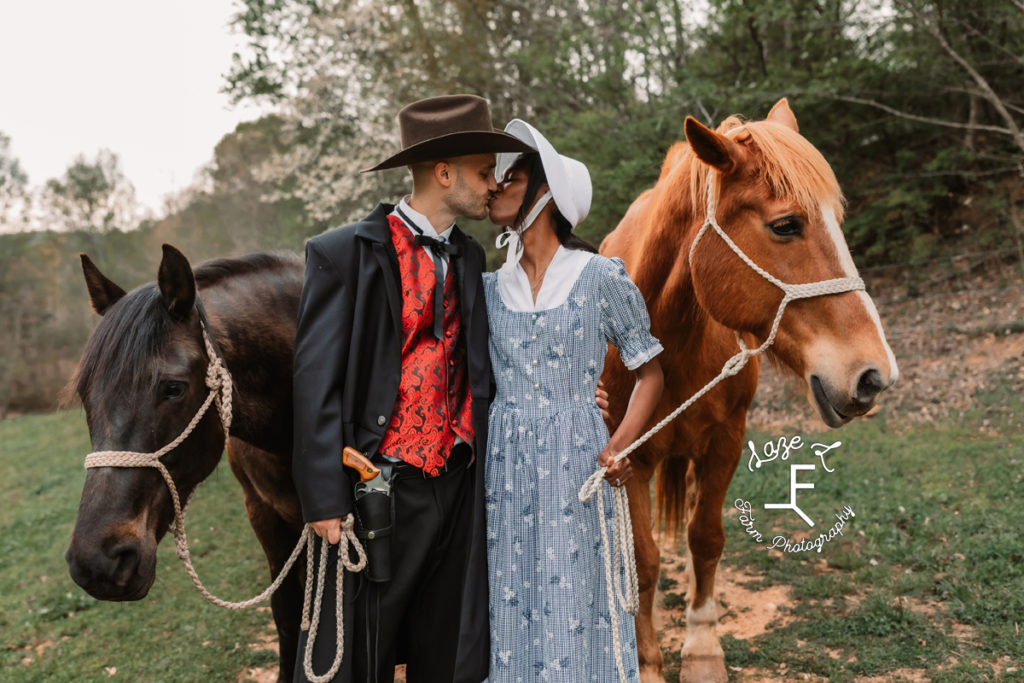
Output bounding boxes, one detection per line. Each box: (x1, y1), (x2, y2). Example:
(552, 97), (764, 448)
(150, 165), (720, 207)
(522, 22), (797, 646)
(578, 169), (865, 683)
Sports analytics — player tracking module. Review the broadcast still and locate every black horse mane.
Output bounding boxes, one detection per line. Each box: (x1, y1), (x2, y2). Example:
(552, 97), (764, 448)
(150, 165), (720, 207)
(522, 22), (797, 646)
(71, 251), (301, 416)
(194, 251), (302, 288)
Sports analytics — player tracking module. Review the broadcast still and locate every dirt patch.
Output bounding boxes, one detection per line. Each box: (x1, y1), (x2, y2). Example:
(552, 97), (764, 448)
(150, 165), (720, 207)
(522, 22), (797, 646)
(655, 544), (794, 666)
(236, 626), (278, 683)
(11, 637), (64, 668)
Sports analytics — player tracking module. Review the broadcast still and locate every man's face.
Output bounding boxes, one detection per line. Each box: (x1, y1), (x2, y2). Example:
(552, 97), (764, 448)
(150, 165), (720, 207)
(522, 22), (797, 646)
(444, 154), (498, 221)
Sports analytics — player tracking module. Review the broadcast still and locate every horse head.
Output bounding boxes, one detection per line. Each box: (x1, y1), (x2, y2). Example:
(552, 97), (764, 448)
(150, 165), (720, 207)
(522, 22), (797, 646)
(66, 244), (228, 600)
(684, 99), (897, 427)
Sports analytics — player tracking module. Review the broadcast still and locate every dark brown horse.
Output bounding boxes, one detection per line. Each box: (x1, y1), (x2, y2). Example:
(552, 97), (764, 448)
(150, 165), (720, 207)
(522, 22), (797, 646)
(66, 245), (306, 681)
(600, 99), (898, 681)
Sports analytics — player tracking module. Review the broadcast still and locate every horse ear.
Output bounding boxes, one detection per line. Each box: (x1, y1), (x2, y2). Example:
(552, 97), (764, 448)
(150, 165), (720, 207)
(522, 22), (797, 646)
(685, 117), (741, 174)
(766, 98), (799, 132)
(80, 254), (127, 316)
(158, 244), (196, 320)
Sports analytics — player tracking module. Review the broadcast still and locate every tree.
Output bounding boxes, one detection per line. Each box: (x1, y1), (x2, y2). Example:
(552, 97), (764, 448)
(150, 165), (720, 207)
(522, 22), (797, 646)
(222, 0), (706, 231)
(40, 150), (139, 234)
(221, 0), (1024, 268)
(0, 131), (29, 232)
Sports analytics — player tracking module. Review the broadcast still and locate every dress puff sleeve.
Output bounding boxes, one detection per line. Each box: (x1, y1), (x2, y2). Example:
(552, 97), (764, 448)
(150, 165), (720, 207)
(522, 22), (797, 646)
(598, 256), (664, 371)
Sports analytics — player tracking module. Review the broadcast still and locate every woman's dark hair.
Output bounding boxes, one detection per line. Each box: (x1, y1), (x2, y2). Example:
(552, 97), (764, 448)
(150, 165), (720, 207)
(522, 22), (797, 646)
(510, 152), (597, 254)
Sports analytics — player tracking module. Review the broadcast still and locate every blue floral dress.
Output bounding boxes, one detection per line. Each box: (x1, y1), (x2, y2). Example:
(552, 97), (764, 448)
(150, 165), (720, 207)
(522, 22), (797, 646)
(483, 255), (663, 682)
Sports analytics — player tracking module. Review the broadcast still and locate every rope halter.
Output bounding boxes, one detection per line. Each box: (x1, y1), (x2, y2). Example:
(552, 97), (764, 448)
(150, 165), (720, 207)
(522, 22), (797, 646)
(577, 168), (865, 683)
(687, 171), (865, 356)
(84, 297), (234, 540)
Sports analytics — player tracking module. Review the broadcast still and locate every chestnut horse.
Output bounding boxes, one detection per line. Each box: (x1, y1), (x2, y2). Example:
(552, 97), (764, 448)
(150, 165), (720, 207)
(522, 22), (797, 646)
(600, 99), (898, 682)
(66, 245), (307, 681)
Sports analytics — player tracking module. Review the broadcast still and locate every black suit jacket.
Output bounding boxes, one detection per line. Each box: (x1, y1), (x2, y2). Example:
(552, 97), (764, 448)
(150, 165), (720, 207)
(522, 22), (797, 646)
(291, 203), (491, 681)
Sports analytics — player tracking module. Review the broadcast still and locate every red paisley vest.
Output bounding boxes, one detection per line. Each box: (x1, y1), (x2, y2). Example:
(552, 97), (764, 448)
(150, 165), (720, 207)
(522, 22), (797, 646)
(378, 214), (474, 475)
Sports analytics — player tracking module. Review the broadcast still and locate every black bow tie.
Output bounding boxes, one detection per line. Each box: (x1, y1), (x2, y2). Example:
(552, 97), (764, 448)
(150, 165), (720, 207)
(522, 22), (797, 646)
(414, 234), (461, 258)
(396, 206), (462, 340)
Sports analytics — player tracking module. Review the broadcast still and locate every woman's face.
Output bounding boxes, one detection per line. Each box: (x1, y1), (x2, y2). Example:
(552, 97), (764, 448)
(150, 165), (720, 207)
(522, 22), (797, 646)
(488, 166), (529, 227)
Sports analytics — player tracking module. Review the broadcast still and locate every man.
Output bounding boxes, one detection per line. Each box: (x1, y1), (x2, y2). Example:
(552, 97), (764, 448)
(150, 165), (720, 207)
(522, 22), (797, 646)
(291, 94), (534, 683)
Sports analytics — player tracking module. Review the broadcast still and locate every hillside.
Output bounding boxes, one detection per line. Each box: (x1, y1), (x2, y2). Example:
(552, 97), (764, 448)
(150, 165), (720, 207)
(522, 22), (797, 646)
(749, 262), (1024, 431)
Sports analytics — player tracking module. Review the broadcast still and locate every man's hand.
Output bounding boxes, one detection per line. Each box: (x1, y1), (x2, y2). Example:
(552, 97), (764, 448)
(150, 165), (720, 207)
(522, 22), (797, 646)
(597, 445), (632, 487)
(311, 517), (342, 545)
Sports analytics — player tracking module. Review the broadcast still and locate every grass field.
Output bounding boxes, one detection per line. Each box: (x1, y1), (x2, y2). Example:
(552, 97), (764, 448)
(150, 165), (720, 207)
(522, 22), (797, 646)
(1, 409), (277, 682)
(660, 385), (1024, 681)
(2, 392), (1022, 682)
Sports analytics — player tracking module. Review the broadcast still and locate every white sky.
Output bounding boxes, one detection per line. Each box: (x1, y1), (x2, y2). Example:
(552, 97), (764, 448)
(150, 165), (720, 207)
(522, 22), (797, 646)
(0, 0), (265, 215)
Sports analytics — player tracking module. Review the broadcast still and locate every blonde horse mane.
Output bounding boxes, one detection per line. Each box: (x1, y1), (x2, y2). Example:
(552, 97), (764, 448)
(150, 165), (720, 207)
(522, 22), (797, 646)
(665, 115), (846, 223)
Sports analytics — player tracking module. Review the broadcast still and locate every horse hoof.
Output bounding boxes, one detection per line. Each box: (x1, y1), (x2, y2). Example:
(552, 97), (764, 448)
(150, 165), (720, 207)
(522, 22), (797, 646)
(678, 654), (728, 683)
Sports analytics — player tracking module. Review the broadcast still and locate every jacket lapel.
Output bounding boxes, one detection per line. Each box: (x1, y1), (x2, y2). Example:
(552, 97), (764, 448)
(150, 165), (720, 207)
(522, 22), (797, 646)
(450, 226), (480, 323)
(356, 204), (403, 340)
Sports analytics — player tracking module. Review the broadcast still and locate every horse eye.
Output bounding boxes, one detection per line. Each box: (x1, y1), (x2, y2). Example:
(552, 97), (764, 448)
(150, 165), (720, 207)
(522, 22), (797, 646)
(768, 217), (802, 237)
(161, 381), (187, 401)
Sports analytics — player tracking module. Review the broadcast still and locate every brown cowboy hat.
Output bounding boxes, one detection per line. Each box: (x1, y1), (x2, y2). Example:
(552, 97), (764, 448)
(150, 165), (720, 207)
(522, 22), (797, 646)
(363, 94), (535, 172)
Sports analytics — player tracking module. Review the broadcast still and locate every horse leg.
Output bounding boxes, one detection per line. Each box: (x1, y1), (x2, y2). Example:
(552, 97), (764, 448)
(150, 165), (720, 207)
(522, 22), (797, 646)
(228, 441), (304, 683)
(249, 500), (304, 683)
(628, 466), (663, 683)
(679, 433), (741, 683)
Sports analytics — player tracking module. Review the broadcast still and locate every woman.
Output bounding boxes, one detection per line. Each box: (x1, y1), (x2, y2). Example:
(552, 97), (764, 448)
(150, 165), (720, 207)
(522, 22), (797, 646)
(483, 120), (664, 681)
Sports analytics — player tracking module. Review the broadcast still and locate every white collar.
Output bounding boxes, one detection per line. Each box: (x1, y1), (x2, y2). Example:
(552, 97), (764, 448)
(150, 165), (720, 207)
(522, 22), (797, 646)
(397, 197), (455, 240)
(496, 246), (595, 312)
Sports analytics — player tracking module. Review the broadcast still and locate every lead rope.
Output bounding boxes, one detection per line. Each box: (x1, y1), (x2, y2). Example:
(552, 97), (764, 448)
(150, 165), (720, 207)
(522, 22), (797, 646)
(84, 323), (366, 682)
(578, 169), (865, 683)
(301, 521), (367, 683)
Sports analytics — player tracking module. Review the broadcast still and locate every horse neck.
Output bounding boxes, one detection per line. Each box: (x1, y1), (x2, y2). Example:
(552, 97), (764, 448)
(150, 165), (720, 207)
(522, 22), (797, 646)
(198, 260), (303, 456)
(635, 167), (708, 346)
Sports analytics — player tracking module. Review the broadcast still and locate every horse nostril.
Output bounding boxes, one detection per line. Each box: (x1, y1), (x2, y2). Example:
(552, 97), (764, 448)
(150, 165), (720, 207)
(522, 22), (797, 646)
(109, 543), (141, 588)
(856, 368), (883, 404)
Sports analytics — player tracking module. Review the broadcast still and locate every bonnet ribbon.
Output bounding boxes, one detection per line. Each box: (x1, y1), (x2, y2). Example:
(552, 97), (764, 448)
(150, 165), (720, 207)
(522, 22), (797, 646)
(494, 191), (552, 272)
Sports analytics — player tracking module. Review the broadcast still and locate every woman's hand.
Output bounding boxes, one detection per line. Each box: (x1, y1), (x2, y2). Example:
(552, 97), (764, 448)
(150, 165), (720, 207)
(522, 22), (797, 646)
(598, 444), (632, 486)
(599, 356), (664, 488)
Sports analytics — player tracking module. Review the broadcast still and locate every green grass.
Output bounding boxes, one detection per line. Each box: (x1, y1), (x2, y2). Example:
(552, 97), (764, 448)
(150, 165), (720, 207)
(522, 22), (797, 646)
(1, 410), (278, 682)
(697, 391), (1024, 681)
(5, 394), (1024, 681)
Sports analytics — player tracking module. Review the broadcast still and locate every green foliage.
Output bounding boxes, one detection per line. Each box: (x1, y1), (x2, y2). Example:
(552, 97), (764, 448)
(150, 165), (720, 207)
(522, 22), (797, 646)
(39, 150), (138, 235)
(221, 0), (1024, 271)
(5, 0), (1024, 410)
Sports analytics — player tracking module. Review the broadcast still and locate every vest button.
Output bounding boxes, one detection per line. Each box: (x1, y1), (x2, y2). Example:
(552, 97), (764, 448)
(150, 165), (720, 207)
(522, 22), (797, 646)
(532, 359), (538, 366)
(533, 383), (540, 391)
(377, 415), (386, 426)
(531, 314), (537, 321)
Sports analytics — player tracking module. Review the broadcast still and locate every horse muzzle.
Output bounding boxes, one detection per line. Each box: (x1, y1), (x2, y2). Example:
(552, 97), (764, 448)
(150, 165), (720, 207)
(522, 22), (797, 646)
(809, 367), (889, 428)
(65, 534), (157, 601)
